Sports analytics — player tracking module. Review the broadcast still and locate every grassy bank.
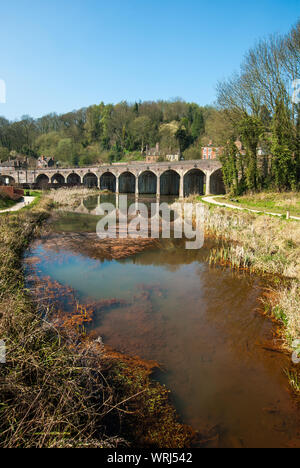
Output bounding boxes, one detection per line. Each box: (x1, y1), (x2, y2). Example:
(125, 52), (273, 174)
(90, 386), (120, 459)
(22, 190), (42, 210)
(0, 191), (41, 212)
(0, 195), (194, 448)
(0, 194), (18, 210)
(216, 192), (300, 217)
(192, 197), (300, 393)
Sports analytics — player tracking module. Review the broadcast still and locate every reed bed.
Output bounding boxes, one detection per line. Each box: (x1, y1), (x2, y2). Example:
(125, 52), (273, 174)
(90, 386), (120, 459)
(47, 187), (102, 207)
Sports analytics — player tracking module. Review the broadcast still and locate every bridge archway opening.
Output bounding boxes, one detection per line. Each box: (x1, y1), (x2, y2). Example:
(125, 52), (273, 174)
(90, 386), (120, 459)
(210, 169), (225, 195)
(100, 172), (116, 192)
(67, 173), (81, 186)
(0, 175), (15, 186)
(83, 172), (98, 188)
(160, 170), (180, 196)
(138, 171), (157, 195)
(184, 169), (205, 196)
(119, 171), (135, 194)
(36, 174), (49, 189)
(51, 173), (65, 186)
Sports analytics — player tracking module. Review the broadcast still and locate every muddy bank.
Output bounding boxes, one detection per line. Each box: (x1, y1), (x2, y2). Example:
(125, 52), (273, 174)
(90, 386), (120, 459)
(32, 231), (160, 261)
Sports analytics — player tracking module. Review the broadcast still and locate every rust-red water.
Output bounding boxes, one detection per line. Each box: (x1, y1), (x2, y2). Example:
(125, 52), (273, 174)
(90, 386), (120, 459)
(25, 203), (300, 448)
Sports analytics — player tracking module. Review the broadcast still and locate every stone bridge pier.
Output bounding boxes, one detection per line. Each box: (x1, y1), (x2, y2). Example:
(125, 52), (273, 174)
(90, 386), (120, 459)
(0, 160), (225, 198)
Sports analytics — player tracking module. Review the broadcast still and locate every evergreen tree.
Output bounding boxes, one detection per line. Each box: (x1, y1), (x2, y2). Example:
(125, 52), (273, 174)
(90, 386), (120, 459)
(191, 109), (205, 140)
(219, 139), (240, 195)
(271, 98), (296, 190)
(295, 104), (300, 189)
(175, 126), (192, 154)
(239, 116), (263, 191)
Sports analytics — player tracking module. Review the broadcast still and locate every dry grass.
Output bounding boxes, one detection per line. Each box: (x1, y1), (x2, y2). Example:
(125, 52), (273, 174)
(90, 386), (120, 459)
(48, 187), (102, 207)
(273, 282), (300, 345)
(204, 208), (300, 279)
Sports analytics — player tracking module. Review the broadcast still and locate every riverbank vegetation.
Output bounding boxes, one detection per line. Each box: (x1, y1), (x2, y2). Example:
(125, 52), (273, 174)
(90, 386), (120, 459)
(48, 187), (102, 207)
(0, 193), (17, 210)
(216, 192), (300, 217)
(0, 198), (194, 448)
(194, 200), (300, 392)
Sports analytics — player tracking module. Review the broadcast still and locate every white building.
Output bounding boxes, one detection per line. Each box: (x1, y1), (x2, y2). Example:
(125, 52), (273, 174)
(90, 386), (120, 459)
(166, 153), (180, 162)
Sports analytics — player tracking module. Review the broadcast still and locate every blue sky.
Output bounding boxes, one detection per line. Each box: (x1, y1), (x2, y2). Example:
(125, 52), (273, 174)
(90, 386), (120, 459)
(0, 0), (299, 120)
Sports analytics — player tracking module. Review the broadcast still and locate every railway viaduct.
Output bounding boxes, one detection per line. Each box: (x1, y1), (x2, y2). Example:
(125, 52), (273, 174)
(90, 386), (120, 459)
(0, 159), (224, 197)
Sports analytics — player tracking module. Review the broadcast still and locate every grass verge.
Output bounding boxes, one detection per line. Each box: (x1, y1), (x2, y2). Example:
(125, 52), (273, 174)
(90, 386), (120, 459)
(0, 196), (194, 448)
(0, 194), (18, 210)
(217, 192), (300, 217)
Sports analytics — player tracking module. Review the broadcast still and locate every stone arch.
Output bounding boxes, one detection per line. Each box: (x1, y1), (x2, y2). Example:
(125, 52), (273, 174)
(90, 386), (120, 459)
(184, 168), (205, 196)
(36, 174), (49, 189)
(67, 173), (81, 186)
(138, 170), (157, 195)
(0, 175), (15, 186)
(160, 169), (180, 196)
(100, 172), (116, 192)
(119, 171), (135, 194)
(83, 172), (98, 188)
(210, 168), (225, 195)
(51, 173), (65, 185)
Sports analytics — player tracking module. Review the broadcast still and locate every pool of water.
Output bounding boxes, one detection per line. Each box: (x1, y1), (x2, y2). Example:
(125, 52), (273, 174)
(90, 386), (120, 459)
(24, 200), (300, 448)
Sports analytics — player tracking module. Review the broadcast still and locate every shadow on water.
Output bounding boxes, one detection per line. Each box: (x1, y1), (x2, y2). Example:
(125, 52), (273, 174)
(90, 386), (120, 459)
(24, 196), (300, 448)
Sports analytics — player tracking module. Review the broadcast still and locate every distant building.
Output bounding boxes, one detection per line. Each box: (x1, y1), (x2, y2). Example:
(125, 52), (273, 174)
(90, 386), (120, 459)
(145, 143), (160, 163)
(0, 159), (20, 169)
(235, 139), (269, 157)
(166, 152), (180, 162)
(0, 155), (28, 169)
(257, 146), (268, 156)
(234, 139), (246, 156)
(37, 155), (55, 168)
(202, 141), (222, 160)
